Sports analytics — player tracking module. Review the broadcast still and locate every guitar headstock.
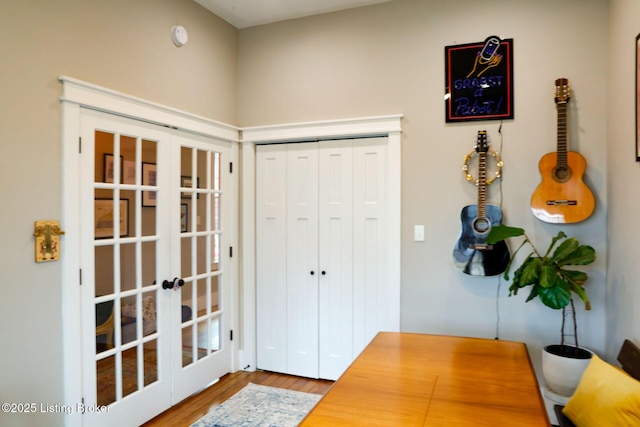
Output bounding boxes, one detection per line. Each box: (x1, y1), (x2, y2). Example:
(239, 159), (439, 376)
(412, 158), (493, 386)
(554, 78), (571, 104)
(475, 130), (488, 153)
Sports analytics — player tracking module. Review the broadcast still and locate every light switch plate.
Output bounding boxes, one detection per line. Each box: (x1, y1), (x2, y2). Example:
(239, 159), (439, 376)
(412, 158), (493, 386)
(414, 225), (425, 242)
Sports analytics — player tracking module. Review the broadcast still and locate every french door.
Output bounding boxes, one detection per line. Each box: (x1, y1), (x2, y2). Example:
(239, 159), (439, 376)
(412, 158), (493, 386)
(79, 109), (233, 426)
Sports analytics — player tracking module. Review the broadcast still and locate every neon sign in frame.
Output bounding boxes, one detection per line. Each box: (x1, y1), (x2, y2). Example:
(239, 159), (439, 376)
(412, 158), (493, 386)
(445, 36), (514, 123)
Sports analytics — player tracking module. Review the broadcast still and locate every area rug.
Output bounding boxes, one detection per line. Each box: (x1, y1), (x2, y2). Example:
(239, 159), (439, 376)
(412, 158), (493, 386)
(190, 383), (322, 427)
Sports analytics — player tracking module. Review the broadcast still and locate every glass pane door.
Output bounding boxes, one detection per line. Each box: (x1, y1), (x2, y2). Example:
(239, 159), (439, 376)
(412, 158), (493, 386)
(81, 110), (172, 427)
(80, 110), (233, 424)
(172, 135), (232, 403)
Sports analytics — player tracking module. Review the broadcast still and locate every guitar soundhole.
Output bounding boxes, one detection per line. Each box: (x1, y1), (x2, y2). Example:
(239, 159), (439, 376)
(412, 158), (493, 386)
(553, 166), (572, 183)
(472, 218), (491, 234)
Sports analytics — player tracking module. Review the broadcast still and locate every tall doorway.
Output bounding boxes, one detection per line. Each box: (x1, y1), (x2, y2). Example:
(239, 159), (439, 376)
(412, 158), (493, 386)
(78, 109), (234, 426)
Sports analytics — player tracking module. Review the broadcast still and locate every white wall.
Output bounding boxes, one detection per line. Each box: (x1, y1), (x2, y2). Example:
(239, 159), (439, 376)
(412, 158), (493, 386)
(607, 0), (640, 360)
(238, 0), (609, 376)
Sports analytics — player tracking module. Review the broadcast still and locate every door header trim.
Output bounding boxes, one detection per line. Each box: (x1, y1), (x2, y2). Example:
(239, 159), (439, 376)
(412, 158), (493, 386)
(59, 75), (240, 142)
(242, 114), (403, 144)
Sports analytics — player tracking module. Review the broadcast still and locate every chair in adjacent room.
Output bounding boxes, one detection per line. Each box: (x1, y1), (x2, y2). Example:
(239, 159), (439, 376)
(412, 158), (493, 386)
(95, 300), (115, 349)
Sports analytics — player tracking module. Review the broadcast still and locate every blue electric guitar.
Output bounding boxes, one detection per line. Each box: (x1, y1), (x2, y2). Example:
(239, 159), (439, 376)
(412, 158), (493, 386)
(453, 131), (510, 276)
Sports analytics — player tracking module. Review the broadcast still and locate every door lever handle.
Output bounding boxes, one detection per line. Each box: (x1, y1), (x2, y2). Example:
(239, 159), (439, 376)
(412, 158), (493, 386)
(162, 277), (185, 290)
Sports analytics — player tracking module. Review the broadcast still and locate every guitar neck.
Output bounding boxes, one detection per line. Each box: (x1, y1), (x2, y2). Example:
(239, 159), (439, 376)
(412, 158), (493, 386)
(477, 152), (487, 217)
(557, 101), (568, 167)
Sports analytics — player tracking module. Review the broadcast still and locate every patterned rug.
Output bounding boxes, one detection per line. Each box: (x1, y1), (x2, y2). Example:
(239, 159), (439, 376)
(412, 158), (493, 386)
(190, 383), (322, 427)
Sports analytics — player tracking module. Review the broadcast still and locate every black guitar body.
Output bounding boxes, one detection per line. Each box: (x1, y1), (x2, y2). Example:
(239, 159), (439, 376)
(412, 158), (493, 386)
(453, 204), (510, 276)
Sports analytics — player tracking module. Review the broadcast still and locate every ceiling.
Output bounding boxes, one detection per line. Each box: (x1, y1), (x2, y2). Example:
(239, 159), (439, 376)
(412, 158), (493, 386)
(194, 0), (394, 29)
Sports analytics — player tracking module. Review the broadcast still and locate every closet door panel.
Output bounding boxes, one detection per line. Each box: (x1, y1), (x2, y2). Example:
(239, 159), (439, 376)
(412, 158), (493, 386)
(256, 145), (288, 373)
(353, 138), (388, 356)
(318, 141), (354, 381)
(286, 143), (319, 378)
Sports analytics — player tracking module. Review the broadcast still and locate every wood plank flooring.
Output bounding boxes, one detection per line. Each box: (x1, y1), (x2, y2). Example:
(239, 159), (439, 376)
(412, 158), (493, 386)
(142, 371), (334, 427)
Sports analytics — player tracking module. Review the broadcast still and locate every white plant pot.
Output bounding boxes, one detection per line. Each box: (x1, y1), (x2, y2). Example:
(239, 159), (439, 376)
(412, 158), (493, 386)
(542, 344), (593, 398)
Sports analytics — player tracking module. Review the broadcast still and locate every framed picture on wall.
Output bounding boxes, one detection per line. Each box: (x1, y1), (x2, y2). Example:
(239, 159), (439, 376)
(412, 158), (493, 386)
(142, 162), (157, 207)
(94, 198), (129, 239)
(123, 159), (136, 184)
(636, 33), (640, 161)
(180, 204), (188, 232)
(104, 154), (123, 183)
(181, 176), (200, 199)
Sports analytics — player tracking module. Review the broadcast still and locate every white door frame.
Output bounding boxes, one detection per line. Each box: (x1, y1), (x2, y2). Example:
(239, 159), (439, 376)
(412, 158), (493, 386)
(239, 115), (403, 373)
(60, 76), (239, 427)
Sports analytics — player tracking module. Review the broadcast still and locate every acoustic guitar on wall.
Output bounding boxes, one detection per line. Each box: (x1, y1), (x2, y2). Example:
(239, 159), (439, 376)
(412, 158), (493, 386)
(453, 131), (510, 276)
(530, 78), (595, 223)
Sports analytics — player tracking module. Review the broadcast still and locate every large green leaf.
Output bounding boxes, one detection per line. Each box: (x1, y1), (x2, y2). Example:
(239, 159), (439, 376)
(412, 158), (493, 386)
(551, 238), (579, 262)
(539, 263), (557, 288)
(487, 224), (525, 244)
(537, 281), (572, 309)
(516, 257), (541, 286)
(543, 231), (567, 257)
(553, 243), (596, 266)
(562, 269), (592, 310)
(561, 269), (588, 286)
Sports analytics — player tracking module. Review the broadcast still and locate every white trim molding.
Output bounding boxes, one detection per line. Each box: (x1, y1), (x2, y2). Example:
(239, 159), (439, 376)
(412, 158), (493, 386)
(238, 115), (403, 373)
(241, 114), (403, 143)
(59, 76), (239, 142)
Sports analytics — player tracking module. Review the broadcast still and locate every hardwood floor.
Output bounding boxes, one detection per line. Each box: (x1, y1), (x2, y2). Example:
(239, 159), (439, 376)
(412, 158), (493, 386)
(142, 371), (334, 427)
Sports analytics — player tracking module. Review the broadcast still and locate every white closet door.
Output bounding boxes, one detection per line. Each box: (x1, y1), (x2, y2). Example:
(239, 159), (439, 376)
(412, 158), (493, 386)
(256, 137), (392, 381)
(318, 140), (354, 381)
(286, 143), (320, 378)
(352, 137), (388, 356)
(256, 145), (288, 373)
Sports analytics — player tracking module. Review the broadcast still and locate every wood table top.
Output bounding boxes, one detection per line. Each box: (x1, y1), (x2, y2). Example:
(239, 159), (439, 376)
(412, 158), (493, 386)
(300, 332), (551, 426)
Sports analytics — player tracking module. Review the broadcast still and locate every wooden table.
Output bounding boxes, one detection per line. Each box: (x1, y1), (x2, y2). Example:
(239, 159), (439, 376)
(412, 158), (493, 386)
(300, 332), (551, 426)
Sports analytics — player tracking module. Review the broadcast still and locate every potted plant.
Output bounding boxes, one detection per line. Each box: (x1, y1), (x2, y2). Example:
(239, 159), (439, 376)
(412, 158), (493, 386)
(487, 224), (597, 398)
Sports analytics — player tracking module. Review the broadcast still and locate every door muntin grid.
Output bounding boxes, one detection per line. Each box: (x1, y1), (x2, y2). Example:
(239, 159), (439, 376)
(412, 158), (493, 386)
(179, 147), (224, 367)
(93, 129), (162, 407)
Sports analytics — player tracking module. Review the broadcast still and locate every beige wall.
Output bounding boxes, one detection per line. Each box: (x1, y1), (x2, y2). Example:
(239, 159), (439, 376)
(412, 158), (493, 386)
(238, 0), (610, 375)
(0, 1), (236, 426)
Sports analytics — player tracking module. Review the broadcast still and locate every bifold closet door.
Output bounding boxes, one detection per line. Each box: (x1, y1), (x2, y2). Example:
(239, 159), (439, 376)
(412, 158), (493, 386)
(255, 145), (288, 374)
(318, 141), (354, 380)
(256, 142), (321, 379)
(286, 143), (319, 378)
(256, 138), (389, 381)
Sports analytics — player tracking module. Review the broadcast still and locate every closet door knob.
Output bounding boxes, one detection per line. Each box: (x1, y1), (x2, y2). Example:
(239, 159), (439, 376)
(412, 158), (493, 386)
(321, 271), (326, 275)
(310, 271), (315, 275)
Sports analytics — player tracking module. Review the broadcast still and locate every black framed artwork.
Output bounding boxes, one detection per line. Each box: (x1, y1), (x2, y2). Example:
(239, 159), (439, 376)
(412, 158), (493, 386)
(180, 204), (188, 232)
(94, 198), (129, 239)
(445, 36), (514, 123)
(142, 162), (157, 207)
(103, 154), (123, 183)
